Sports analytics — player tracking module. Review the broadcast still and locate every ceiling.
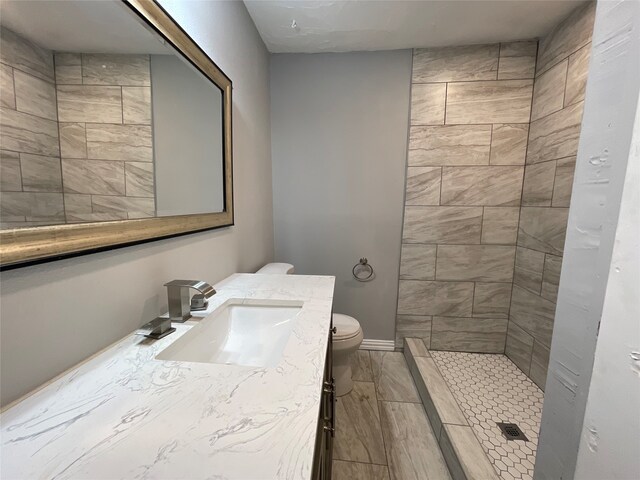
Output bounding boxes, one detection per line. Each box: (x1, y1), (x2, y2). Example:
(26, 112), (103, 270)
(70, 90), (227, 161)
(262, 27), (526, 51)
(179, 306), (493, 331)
(244, 0), (586, 53)
(0, 0), (171, 54)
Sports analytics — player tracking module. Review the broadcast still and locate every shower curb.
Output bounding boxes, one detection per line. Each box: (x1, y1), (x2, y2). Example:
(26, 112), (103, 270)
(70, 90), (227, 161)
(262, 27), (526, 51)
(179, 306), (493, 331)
(403, 338), (500, 480)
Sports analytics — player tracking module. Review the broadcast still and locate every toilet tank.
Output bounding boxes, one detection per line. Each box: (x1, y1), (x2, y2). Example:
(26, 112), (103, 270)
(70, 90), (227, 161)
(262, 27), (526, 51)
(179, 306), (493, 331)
(255, 263), (295, 274)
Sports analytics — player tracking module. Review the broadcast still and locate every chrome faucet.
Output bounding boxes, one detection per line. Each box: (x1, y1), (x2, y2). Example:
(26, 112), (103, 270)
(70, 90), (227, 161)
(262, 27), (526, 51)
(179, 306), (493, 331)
(164, 280), (216, 322)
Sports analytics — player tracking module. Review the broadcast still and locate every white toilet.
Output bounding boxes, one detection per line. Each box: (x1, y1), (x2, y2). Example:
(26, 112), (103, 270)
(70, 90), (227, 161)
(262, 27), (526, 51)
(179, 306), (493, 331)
(256, 263), (364, 396)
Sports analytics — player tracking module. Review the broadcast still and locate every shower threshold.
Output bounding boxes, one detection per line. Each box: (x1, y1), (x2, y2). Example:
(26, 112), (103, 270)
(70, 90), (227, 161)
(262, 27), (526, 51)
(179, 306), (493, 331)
(404, 339), (543, 480)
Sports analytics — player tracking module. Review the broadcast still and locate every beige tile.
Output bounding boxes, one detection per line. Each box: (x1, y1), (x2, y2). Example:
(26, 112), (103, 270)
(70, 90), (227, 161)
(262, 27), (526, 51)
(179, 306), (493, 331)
(408, 125), (491, 166)
(552, 156), (576, 207)
(405, 338), (430, 357)
(332, 461), (389, 480)
(541, 254), (563, 303)
(518, 206), (569, 255)
(54, 53), (81, 66)
(500, 40), (538, 57)
(399, 244), (436, 280)
(63, 193), (92, 215)
(440, 166), (523, 206)
(55, 65), (82, 85)
(125, 162), (154, 198)
(527, 101), (585, 164)
(86, 124), (152, 162)
(514, 246), (545, 294)
(473, 282), (512, 318)
(489, 124), (529, 165)
(0, 150), (21, 191)
(66, 212), (127, 223)
(531, 59), (568, 122)
(82, 54), (150, 86)
(413, 44), (499, 82)
(20, 153), (62, 192)
(522, 161), (556, 206)
(402, 206), (482, 244)
(334, 381), (387, 465)
(0, 191), (63, 218)
(92, 195), (155, 217)
(379, 400), (452, 480)
(1, 64), (15, 109)
(537, 1), (596, 76)
(371, 351), (420, 403)
(445, 80), (533, 124)
(481, 207), (520, 244)
(435, 245), (516, 282)
(411, 83), (446, 125)
(61, 159), (125, 195)
(351, 350), (373, 382)
(59, 123), (87, 159)
(57, 85), (123, 123)
(0, 107), (59, 157)
(510, 285), (556, 346)
(397, 280), (474, 317)
(505, 322), (535, 374)
(122, 87), (151, 124)
(498, 42), (537, 80)
(431, 316), (507, 353)
(565, 43), (591, 107)
(440, 424), (500, 480)
(405, 166), (441, 205)
(395, 315), (432, 349)
(0, 27), (54, 82)
(530, 341), (551, 390)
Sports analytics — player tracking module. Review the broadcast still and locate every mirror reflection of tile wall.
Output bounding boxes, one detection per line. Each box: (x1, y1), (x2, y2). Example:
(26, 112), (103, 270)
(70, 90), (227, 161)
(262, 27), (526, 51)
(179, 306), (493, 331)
(0, 26), (155, 228)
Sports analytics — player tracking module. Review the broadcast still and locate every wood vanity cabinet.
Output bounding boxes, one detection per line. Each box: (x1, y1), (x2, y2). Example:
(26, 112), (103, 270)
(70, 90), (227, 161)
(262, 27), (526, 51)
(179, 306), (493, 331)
(311, 327), (335, 480)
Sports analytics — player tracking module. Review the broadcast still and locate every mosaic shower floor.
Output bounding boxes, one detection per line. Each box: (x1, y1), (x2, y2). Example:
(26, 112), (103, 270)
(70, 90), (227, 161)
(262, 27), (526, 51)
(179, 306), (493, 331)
(430, 351), (544, 480)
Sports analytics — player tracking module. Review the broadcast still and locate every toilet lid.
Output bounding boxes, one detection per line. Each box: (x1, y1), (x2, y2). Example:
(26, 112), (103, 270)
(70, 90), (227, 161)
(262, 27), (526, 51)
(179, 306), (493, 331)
(332, 313), (361, 340)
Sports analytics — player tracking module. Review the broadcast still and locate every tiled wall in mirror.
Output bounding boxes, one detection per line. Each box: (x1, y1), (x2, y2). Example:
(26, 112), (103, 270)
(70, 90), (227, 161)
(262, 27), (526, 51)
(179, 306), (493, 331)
(0, 1), (225, 229)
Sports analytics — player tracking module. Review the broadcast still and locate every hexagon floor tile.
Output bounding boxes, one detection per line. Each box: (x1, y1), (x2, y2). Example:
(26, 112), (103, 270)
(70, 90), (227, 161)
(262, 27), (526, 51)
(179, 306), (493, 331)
(430, 351), (544, 480)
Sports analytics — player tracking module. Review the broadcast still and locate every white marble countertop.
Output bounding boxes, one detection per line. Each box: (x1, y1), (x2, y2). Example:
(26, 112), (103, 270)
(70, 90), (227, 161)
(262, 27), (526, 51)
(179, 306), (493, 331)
(0, 273), (335, 480)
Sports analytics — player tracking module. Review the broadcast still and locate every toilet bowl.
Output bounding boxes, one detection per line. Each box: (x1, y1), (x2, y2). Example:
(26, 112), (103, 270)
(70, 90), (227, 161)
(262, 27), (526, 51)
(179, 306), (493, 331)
(257, 263), (364, 396)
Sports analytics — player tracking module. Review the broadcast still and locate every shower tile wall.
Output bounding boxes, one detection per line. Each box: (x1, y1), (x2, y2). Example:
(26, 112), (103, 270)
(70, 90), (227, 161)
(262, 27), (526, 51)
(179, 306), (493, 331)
(506, 1), (595, 390)
(396, 42), (536, 352)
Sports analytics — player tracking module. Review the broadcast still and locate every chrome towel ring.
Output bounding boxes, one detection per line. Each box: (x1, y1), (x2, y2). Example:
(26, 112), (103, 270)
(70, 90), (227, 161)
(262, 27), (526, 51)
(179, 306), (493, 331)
(352, 258), (375, 282)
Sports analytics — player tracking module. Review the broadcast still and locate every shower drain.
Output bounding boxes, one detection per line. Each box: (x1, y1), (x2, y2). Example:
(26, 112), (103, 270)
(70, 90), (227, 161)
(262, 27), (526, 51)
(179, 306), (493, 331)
(497, 422), (529, 441)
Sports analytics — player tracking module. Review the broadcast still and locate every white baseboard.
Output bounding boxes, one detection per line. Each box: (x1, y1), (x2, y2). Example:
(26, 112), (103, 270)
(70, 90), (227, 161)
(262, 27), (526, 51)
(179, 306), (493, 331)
(360, 339), (396, 351)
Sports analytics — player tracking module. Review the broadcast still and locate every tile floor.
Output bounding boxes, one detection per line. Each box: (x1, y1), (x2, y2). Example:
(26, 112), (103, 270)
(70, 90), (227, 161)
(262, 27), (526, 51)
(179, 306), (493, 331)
(333, 350), (452, 480)
(430, 351), (544, 480)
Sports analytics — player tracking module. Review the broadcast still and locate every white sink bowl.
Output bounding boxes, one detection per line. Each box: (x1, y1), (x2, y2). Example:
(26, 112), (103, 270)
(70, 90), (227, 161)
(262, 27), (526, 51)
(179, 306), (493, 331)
(156, 300), (303, 367)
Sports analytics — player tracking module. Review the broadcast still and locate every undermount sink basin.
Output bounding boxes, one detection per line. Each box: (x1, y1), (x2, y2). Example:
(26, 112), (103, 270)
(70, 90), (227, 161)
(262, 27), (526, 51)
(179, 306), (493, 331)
(156, 300), (303, 367)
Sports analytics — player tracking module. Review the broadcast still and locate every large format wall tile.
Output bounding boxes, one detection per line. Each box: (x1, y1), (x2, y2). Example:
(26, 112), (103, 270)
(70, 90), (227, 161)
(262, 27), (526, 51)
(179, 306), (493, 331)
(565, 44), (591, 106)
(498, 41), (537, 80)
(82, 54), (151, 86)
(440, 166), (523, 206)
(489, 124), (528, 165)
(399, 244), (436, 280)
(86, 124), (153, 162)
(0, 191), (63, 218)
(63, 193), (92, 215)
(413, 44), (499, 82)
(1, 150), (21, 191)
(410, 83), (446, 125)
(530, 59), (568, 121)
(518, 207), (569, 255)
(530, 341), (551, 388)
(522, 161), (556, 206)
(445, 80), (533, 124)
(397, 280), (474, 317)
(405, 167), (441, 205)
(431, 316), (507, 353)
(396, 315), (432, 348)
(0, 64), (16, 109)
(402, 206), (482, 244)
(0, 27), (54, 82)
(481, 207), (520, 244)
(125, 162), (155, 198)
(435, 245), (515, 282)
(20, 153), (62, 192)
(91, 195), (155, 217)
(55, 53), (83, 85)
(0, 107), (59, 157)
(541, 254), (563, 303)
(122, 87), (152, 124)
(13, 70), (57, 121)
(536, 1), (596, 75)
(514, 246), (545, 294)
(408, 125), (491, 166)
(59, 123), (87, 158)
(472, 282), (512, 318)
(552, 156), (576, 207)
(527, 101), (584, 164)
(505, 322), (534, 374)
(57, 85), (123, 123)
(61, 159), (125, 196)
(510, 285), (556, 347)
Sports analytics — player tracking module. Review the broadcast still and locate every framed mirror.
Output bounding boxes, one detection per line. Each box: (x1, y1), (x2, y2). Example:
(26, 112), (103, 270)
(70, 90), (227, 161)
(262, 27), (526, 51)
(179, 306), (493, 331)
(0, 0), (233, 269)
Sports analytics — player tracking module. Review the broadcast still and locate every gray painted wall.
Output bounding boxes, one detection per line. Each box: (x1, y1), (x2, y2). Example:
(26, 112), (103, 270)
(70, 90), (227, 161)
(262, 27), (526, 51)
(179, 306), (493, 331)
(271, 51), (412, 341)
(0, 0), (273, 406)
(535, 1), (640, 478)
(151, 54), (225, 215)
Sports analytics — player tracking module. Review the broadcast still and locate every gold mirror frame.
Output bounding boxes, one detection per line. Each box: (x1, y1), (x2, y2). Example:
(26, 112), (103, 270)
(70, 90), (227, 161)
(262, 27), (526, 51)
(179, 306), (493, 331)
(0, 0), (233, 269)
